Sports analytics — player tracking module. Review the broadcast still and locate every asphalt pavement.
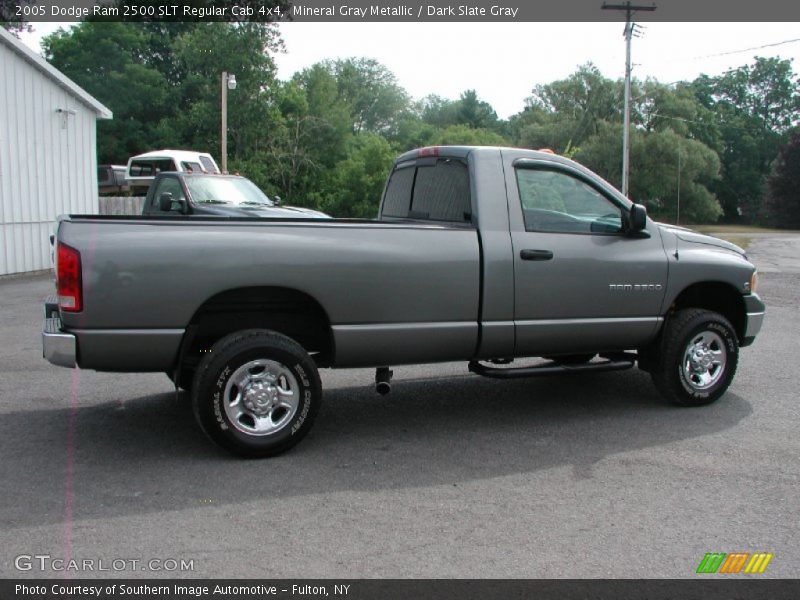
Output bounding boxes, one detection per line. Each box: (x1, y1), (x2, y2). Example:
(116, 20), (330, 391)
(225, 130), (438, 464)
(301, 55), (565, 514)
(0, 234), (798, 579)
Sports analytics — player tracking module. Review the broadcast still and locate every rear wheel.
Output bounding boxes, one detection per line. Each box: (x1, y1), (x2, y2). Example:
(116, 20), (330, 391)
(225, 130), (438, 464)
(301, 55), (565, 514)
(651, 309), (738, 406)
(166, 368), (195, 392)
(192, 329), (322, 457)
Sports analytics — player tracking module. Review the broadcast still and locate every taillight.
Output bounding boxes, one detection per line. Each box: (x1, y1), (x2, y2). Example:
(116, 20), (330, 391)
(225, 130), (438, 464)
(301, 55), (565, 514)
(57, 242), (82, 312)
(418, 146), (440, 157)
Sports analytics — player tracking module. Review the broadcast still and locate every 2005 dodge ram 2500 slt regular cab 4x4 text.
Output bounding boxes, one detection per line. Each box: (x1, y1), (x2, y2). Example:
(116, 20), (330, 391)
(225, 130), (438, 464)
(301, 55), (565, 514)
(43, 146), (765, 457)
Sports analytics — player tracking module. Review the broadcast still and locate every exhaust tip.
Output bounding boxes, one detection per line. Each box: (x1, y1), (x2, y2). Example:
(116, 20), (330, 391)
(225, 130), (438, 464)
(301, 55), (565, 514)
(375, 367), (393, 395)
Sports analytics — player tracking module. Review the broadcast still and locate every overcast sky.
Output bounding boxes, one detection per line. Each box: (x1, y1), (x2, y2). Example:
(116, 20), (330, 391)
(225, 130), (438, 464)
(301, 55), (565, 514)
(20, 22), (800, 119)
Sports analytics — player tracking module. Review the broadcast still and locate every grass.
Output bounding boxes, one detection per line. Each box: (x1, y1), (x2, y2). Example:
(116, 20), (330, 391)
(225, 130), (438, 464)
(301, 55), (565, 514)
(690, 224), (799, 234)
(678, 224), (800, 251)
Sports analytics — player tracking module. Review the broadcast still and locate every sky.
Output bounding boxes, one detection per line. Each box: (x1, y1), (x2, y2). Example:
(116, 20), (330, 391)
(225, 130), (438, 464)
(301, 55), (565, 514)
(20, 22), (800, 119)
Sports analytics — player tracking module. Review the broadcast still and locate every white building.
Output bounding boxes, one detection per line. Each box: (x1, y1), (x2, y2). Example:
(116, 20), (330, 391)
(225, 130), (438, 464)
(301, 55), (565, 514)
(0, 27), (112, 276)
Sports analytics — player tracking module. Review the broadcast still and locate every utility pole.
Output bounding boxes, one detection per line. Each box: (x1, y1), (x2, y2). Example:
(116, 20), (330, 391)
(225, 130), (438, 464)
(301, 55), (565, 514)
(220, 71), (237, 173)
(676, 142), (681, 225)
(602, 2), (656, 197)
(221, 71), (228, 173)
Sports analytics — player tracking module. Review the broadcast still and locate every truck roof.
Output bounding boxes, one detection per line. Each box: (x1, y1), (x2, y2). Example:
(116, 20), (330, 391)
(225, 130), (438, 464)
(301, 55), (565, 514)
(394, 145), (569, 164)
(130, 149), (215, 161)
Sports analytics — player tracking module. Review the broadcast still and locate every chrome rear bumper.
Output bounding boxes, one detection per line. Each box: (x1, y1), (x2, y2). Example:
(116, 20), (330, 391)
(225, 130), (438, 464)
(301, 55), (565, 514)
(42, 297), (76, 368)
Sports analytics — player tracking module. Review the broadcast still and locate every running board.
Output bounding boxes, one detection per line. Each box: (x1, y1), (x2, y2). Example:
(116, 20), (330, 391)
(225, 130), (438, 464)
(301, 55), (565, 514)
(468, 353), (637, 379)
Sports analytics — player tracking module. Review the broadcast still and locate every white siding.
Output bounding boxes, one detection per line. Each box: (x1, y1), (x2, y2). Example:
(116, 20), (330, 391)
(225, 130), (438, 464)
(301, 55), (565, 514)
(0, 41), (100, 276)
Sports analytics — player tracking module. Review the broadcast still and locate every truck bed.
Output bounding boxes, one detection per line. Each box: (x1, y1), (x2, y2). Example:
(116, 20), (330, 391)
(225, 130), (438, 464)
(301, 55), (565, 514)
(56, 215), (485, 369)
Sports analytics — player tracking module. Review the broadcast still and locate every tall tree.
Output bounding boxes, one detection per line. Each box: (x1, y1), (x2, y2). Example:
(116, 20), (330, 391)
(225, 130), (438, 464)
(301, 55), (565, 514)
(576, 123), (722, 224)
(690, 57), (800, 222)
(760, 129), (800, 228)
(317, 133), (395, 218)
(165, 22), (281, 160)
(514, 63), (624, 152)
(327, 58), (410, 136)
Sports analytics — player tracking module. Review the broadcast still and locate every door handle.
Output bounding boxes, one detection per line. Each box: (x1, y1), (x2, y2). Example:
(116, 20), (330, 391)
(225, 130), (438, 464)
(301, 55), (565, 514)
(520, 249), (553, 261)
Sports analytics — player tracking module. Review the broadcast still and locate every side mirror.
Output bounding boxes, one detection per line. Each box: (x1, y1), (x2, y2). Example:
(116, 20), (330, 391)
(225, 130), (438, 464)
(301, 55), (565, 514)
(158, 192), (186, 214)
(628, 203), (647, 233)
(273, 195), (282, 206)
(158, 192), (173, 211)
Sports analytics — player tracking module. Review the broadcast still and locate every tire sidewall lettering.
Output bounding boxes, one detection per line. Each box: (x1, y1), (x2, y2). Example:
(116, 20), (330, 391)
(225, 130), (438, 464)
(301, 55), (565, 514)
(291, 390), (313, 436)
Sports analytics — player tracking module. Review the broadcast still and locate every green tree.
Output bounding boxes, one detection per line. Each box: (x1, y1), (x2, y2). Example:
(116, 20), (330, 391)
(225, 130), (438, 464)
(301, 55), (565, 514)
(317, 133), (395, 218)
(514, 63), (624, 152)
(43, 22), (283, 165)
(420, 90), (503, 134)
(419, 94), (460, 129)
(689, 57), (800, 222)
(456, 89), (500, 131)
(327, 57), (410, 136)
(576, 123), (722, 223)
(431, 124), (508, 146)
(760, 129), (800, 228)
(165, 23), (281, 161)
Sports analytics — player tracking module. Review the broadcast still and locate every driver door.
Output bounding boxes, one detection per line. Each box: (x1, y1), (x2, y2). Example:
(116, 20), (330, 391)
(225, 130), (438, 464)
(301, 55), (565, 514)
(504, 154), (669, 356)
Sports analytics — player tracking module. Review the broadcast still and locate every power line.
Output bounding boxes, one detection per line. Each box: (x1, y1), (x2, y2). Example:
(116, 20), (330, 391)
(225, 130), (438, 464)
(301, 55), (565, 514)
(670, 38), (800, 63)
(647, 113), (788, 135)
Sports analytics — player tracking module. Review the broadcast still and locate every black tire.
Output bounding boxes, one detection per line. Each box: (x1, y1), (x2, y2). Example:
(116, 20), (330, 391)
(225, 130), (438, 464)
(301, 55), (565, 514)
(651, 309), (738, 406)
(544, 353), (595, 365)
(166, 368), (195, 392)
(192, 329), (322, 457)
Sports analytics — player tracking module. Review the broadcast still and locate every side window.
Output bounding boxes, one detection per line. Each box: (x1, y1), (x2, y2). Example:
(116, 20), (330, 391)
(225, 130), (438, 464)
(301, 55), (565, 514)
(381, 158), (471, 224)
(151, 177), (185, 210)
(199, 156), (219, 173)
(516, 168), (622, 234)
(180, 161), (203, 173)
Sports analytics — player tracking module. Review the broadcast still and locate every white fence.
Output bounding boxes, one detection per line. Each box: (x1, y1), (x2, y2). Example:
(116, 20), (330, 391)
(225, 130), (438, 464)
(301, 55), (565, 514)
(98, 196), (146, 215)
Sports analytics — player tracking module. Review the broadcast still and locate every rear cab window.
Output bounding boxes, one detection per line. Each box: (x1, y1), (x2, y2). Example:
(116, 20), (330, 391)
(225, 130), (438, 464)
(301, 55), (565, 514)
(380, 157), (472, 225)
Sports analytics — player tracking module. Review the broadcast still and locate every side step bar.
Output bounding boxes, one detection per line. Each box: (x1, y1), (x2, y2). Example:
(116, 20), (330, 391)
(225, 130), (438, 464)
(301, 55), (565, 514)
(468, 353), (637, 379)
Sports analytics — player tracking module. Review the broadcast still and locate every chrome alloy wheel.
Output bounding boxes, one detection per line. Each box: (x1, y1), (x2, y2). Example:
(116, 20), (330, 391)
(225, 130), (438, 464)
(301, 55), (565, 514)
(681, 331), (727, 391)
(223, 359), (300, 436)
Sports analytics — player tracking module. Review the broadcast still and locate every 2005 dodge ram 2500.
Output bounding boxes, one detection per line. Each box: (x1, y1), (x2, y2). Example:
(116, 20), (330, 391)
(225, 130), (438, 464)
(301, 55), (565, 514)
(43, 146), (765, 457)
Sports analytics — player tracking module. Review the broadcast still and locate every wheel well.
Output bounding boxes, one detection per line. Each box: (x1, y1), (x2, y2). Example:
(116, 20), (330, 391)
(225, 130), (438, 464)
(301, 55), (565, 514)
(177, 287), (334, 374)
(670, 282), (746, 341)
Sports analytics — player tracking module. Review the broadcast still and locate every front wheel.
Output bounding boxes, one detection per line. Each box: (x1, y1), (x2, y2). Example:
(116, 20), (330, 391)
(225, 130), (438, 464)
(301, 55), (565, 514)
(651, 309), (739, 406)
(192, 329), (322, 457)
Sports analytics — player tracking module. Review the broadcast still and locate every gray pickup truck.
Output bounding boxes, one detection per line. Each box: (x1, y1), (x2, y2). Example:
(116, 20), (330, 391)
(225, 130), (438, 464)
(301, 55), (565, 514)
(43, 146), (764, 457)
(141, 171), (329, 219)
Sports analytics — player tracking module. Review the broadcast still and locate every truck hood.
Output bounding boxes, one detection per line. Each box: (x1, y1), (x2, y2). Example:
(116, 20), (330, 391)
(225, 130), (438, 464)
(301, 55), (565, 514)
(192, 204), (331, 219)
(656, 223), (746, 257)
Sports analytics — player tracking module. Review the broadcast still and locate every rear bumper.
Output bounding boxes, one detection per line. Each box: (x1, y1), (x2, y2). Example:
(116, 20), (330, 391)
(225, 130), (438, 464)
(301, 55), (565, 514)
(741, 293), (765, 347)
(43, 315), (77, 368)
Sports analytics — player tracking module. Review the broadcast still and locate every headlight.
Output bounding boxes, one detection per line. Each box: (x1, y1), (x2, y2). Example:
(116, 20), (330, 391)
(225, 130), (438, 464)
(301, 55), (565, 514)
(748, 270), (758, 294)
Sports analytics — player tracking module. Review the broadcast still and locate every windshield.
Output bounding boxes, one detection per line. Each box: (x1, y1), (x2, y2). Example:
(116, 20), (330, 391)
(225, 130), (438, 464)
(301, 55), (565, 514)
(185, 177), (274, 206)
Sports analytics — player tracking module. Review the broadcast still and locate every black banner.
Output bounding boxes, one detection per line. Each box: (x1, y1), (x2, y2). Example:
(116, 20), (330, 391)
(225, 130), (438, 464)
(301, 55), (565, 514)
(2, 580), (800, 600)
(3, 0), (800, 22)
